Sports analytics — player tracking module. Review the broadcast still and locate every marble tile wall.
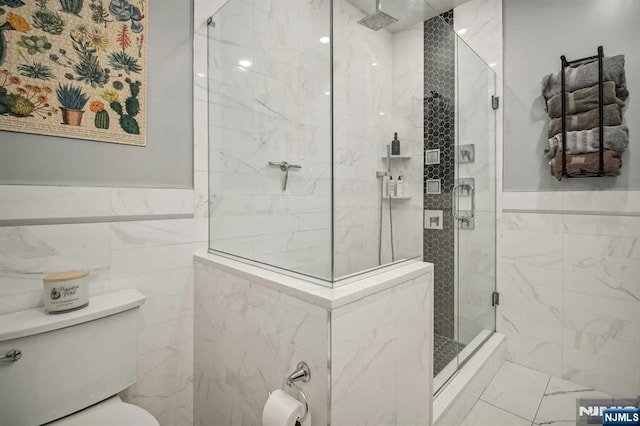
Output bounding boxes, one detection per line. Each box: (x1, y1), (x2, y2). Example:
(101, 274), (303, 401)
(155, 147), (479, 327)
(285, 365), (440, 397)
(390, 22), (426, 274)
(497, 211), (640, 398)
(0, 1), (216, 423)
(194, 253), (433, 426)
(193, 257), (330, 426)
(333, 1), (424, 279)
(207, 0), (333, 280)
(0, 186), (207, 425)
(332, 0), (394, 278)
(331, 271), (434, 425)
(494, 0), (639, 400)
(205, 0), (424, 281)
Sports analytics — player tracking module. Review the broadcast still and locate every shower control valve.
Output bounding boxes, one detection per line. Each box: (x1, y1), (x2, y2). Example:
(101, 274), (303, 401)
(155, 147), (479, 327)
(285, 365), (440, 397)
(269, 161), (302, 191)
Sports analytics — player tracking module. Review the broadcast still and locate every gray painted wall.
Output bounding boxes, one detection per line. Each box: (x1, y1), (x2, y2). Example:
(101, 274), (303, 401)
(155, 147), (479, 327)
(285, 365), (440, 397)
(0, 1), (193, 188)
(504, 0), (639, 191)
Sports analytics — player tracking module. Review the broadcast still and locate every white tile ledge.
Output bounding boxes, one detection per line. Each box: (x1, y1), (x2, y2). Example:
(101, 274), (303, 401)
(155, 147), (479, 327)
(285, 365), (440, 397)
(194, 251), (433, 310)
(0, 185), (194, 224)
(503, 191), (640, 216)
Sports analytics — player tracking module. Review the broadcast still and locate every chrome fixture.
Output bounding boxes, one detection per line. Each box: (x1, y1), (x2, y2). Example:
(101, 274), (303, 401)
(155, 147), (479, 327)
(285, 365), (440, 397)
(0, 349), (22, 363)
(357, 0), (398, 31)
(284, 362), (310, 422)
(451, 178), (475, 223)
(269, 161), (302, 191)
(286, 361), (311, 385)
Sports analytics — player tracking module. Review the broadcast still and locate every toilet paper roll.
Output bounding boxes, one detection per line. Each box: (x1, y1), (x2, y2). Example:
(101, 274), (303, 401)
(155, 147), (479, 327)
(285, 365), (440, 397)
(262, 389), (309, 426)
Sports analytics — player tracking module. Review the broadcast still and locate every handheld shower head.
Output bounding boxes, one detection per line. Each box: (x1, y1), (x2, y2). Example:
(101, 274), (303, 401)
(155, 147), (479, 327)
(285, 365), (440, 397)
(357, 0), (398, 31)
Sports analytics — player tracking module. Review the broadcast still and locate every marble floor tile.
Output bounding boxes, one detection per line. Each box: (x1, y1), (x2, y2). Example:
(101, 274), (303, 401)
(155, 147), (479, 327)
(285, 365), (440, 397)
(481, 361), (550, 421)
(461, 400), (532, 426)
(534, 377), (612, 425)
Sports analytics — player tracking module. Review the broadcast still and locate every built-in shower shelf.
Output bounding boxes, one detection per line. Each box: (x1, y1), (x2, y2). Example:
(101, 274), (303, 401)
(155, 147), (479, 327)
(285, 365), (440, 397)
(381, 155), (412, 160)
(383, 195), (412, 200)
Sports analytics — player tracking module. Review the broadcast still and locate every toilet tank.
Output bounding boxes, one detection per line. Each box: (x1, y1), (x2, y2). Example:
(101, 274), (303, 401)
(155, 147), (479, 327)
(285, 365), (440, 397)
(0, 289), (145, 426)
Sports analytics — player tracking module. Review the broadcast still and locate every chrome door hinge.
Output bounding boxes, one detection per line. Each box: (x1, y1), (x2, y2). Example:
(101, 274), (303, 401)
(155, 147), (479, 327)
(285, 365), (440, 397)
(491, 96), (500, 110)
(492, 291), (500, 306)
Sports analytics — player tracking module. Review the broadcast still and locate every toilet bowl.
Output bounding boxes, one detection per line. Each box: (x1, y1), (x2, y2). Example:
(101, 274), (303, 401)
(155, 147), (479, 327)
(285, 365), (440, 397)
(0, 289), (159, 426)
(49, 396), (159, 426)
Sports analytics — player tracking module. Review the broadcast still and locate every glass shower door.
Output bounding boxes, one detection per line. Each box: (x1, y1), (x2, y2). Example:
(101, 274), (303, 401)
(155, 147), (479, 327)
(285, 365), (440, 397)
(454, 38), (497, 363)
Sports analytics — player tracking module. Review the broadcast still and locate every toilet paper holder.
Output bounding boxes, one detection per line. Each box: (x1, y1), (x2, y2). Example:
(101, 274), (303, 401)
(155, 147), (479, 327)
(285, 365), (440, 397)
(286, 362), (311, 385)
(286, 362), (310, 422)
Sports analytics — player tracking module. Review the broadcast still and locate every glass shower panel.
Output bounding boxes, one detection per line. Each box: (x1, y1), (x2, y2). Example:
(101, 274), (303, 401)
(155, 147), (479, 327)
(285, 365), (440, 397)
(207, 0), (333, 281)
(332, 0), (428, 281)
(455, 38), (497, 360)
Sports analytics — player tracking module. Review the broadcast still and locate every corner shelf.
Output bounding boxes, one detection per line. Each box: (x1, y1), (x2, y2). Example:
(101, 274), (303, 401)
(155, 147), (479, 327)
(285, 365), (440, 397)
(383, 195), (412, 200)
(381, 155), (412, 160)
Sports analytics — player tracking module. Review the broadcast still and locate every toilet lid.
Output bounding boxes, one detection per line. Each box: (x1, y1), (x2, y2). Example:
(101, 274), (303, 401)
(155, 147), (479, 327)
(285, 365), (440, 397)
(49, 396), (159, 426)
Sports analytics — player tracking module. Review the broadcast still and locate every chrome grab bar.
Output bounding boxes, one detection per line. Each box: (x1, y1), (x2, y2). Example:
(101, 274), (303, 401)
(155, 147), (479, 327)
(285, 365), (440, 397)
(268, 161), (302, 191)
(0, 349), (22, 363)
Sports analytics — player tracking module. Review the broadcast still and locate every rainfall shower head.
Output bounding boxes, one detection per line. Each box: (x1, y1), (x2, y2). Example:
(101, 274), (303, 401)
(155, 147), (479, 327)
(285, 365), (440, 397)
(357, 0), (398, 31)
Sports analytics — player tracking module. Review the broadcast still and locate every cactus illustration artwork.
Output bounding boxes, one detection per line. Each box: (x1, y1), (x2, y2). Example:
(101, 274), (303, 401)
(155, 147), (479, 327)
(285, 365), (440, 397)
(90, 99), (108, 129)
(59, 0), (83, 16)
(32, 0), (65, 35)
(0, 0), (146, 146)
(56, 83), (88, 125)
(104, 77), (139, 134)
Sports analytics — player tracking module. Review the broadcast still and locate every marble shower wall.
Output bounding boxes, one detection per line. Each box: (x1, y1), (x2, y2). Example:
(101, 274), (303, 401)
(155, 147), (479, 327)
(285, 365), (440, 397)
(333, 1), (424, 279)
(331, 270), (434, 425)
(332, 0), (393, 278)
(193, 257), (330, 426)
(206, 0), (423, 281)
(194, 253), (433, 426)
(207, 0), (333, 280)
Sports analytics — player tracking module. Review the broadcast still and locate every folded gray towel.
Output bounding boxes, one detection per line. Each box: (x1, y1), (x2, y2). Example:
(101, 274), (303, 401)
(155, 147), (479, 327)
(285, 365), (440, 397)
(549, 150), (622, 180)
(548, 104), (621, 137)
(546, 81), (626, 119)
(541, 55), (627, 101)
(544, 125), (629, 160)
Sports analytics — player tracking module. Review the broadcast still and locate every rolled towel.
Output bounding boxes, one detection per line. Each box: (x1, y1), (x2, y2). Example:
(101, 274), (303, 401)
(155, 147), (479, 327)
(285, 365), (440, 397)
(544, 125), (628, 160)
(541, 55), (627, 101)
(548, 104), (621, 137)
(546, 81), (626, 119)
(549, 150), (622, 181)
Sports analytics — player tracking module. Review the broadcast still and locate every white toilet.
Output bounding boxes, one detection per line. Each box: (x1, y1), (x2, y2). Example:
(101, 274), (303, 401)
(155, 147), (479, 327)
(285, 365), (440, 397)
(0, 289), (159, 426)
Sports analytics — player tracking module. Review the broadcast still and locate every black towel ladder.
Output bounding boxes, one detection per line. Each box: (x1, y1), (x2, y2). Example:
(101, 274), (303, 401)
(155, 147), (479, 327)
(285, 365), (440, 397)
(559, 46), (605, 178)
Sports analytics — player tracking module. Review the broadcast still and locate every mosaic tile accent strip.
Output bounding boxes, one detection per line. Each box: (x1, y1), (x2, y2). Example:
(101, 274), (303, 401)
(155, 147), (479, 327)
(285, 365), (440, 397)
(424, 10), (456, 339)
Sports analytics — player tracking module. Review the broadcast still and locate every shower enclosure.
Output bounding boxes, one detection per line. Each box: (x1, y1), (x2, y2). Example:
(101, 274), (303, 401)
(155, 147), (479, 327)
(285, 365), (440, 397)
(207, 0), (496, 394)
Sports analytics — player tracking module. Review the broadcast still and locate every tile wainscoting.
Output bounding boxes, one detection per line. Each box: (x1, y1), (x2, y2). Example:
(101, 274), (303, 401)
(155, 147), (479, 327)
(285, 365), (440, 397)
(498, 191), (640, 398)
(194, 252), (433, 425)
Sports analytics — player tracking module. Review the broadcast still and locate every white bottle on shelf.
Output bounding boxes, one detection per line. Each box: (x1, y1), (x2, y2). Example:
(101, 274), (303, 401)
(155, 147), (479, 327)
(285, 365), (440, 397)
(396, 176), (404, 197)
(388, 176), (395, 198)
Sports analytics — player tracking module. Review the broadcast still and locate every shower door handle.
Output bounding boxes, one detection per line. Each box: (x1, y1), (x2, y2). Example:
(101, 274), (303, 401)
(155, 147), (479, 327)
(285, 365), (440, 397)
(451, 183), (462, 221)
(451, 182), (475, 222)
